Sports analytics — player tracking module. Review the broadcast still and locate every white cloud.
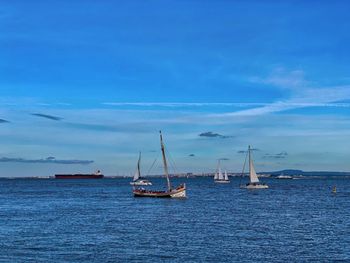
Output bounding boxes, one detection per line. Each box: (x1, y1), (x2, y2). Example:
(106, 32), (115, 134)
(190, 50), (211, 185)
(222, 68), (350, 117)
(250, 67), (309, 90)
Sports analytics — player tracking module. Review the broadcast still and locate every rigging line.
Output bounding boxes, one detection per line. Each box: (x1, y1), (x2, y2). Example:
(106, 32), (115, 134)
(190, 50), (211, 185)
(146, 157), (158, 176)
(239, 150), (248, 186)
(165, 146), (178, 175)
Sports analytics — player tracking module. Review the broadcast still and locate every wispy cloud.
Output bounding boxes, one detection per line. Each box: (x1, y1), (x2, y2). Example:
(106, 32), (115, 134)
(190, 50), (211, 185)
(31, 113), (62, 121)
(102, 102), (268, 107)
(0, 156), (93, 165)
(250, 67), (309, 90)
(215, 68), (350, 117)
(199, 131), (233, 139)
(237, 148), (260, 154)
(263, 151), (288, 159)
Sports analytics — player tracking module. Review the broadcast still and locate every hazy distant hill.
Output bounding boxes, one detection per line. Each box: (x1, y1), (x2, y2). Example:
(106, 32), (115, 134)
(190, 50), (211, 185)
(266, 169), (350, 176)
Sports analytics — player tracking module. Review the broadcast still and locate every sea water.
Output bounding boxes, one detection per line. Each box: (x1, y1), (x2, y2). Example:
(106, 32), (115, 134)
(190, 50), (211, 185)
(0, 177), (349, 262)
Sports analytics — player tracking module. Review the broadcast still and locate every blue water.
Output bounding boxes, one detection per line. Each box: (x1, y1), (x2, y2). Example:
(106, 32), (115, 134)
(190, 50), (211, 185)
(0, 177), (349, 262)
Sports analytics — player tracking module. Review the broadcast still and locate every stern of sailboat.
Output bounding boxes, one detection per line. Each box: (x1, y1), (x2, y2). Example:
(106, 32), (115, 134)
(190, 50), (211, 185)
(170, 183), (186, 198)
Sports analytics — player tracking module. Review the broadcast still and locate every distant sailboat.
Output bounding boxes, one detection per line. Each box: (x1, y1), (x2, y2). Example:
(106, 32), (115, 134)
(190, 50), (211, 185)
(214, 160), (230, 183)
(240, 145), (268, 189)
(130, 152), (152, 186)
(132, 131), (186, 198)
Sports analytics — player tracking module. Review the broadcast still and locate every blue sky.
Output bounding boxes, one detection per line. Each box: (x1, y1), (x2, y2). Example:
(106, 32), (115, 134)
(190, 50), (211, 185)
(1, 0), (350, 176)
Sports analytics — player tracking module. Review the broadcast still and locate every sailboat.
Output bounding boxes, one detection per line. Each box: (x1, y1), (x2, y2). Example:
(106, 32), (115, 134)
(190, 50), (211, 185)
(240, 145), (268, 189)
(214, 160), (230, 183)
(130, 152), (152, 186)
(132, 131), (186, 198)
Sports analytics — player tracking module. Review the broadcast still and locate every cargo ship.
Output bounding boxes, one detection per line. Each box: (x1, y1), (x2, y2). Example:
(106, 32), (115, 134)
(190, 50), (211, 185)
(55, 170), (104, 179)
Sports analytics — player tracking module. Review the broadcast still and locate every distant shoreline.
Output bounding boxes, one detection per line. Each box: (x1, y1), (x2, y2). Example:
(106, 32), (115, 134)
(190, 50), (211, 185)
(1, 170), (350, 180)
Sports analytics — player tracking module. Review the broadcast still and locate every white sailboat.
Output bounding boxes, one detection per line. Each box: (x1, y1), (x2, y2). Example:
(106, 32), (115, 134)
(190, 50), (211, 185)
(130, 152), (152, 186)
(240, 145), (268, 189)
(214, 160), (230, 183)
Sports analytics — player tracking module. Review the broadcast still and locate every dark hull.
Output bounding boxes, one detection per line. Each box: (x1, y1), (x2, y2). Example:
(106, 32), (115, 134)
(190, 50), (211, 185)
(133, 190), (172, 198)
(55, 174), (104, 179)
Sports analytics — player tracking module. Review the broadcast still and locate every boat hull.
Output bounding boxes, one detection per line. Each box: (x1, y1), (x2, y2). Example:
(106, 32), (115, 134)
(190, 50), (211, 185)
(55, 174), (104, 179)
(133, 185), (186, 198)
(214, 180), (230, 184)
(240, 183), (269, 189)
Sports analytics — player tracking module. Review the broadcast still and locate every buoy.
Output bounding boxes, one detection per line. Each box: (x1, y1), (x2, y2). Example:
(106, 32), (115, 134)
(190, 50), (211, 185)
(332, 186), (337, 193)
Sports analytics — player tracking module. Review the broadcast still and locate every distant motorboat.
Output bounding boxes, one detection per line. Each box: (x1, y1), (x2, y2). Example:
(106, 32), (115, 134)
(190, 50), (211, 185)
(240, 145), (268, 189)
(276, 175), (293, 179)
(130, 152), (152, 186)
(214, 160), (230, 183)
(132, 131), (186, 198)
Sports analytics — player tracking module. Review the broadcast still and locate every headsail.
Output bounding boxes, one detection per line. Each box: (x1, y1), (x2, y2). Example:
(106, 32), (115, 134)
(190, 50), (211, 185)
(214, 171), (219, 180)
(133, 152), (141, 182)
(224, 170), (229, 181)
(248, 146), (260, 183)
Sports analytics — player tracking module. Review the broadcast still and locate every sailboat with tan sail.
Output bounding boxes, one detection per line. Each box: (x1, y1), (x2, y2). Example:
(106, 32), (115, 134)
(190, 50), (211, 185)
(132, 131), (186, 198)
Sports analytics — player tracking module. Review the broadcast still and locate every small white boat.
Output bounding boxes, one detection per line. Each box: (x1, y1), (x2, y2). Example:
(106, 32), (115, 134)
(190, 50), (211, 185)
(276, 175), (293, 179)
(130, 179), (152, 186)
(240, 145), (268, 189)
(130, 152), (152, 186)
(214, 160), (230, 183)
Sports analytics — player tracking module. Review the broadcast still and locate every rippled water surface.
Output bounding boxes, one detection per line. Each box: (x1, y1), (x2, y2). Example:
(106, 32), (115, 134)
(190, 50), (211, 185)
(0, 177), (349, 262)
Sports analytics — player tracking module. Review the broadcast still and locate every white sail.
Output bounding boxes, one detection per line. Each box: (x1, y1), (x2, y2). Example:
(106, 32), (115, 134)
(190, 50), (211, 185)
(133, 152), (141, 182)
(214, 160), (221, 180)
(214, 171), (219, 180)
(249, 147), (260, 183)
(218, 166), (224, 180)
(224, 170), (229, 181)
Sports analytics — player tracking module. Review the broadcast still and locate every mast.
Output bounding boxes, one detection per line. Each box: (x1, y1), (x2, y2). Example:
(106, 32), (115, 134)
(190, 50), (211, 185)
(248, 145), (251, 175)
(160, 131), (172, 191)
